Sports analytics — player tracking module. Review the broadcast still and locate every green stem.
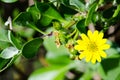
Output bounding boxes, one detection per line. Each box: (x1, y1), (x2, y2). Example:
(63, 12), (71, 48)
(64, 20), (76, 29)
(27, 23), (47, 35)
(67, 29), (77, 38)
(73, 30), (79, 40)
(112, 4), (120, 18)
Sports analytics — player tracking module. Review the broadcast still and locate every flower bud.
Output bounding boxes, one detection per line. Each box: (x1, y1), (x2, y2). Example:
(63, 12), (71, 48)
(53, 21), (62, 30)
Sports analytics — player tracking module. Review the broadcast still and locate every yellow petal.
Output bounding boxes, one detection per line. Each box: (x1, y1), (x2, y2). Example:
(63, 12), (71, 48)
(74, 45), (85, 50)
(86, 52), (92, 62)
(75, 30), (110, 64)
(93, 30), (99, 41)
(76, 40), (83, 44)
(81, 34), (89, 42)
(96, 53), (101, 62)
(87, 30), (93, 39)
(97, 32), (104, 40)
(91, 56), (96, 64)
(79, 52), (86, 59)
(101, 39), (107, 44)
(100, 44), (110, 50)
(99, 51), (107, 58)
(97, 39), (107, 46)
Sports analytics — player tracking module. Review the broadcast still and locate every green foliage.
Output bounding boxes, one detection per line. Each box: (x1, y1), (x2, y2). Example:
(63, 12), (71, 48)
(8, 31), (21, 49)
(69, 0), (85, 11)
(1, 0), (120, 80)
(0, 47), (19, 59)
(1, 0), (18, 3)
(35, 2), (65, 26)
(28, 63), (75, 80)
(76, 19), (86, 33)
(85, 2), (98, 26)
(43, 35), (70, 65)
(0, 27), (10, 49)
(22, 38), (43, 58)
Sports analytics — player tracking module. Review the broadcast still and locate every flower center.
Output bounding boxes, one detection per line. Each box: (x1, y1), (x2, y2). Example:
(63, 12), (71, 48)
(87, 42), (98, 52)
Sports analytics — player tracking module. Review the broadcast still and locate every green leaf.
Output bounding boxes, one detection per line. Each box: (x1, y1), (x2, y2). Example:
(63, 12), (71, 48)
(0, 58), (9, 70)
(85, 2), (98, 26)
(79, 68), (92, 80)
(105, 67), (120, 80)
(69, 0), (85, 11)
(27, 5), (41, 22)
(35, 2), (64, 26)
(76, 19), (86, 34)
(112, 5), (120, 18)
(0, 41), (10, 49)
(13, 12), (33, 26)
(59, 0), (69, 5)
(101, 57), (120, 80)
(59, 4), (77, 15)
(13, 12), (46, 34)
(43, 34), (71, 65)
(103, 6), (116, 19)
(0, 27), (9, 42)
(1, 0), (17, 3)
(28, 63), (75, 80)
(106, 48), (119, 57)
(8, 30), (21, 49)
(0, 47), (19, 59)
(0, 28), (10, 49)
(0, 57), (15, 72)
(22, 38), (43, 58)
(97, 64), (106, 79)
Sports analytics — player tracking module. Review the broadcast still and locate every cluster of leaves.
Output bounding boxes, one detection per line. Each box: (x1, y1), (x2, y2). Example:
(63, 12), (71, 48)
(0, 0), (120, 80)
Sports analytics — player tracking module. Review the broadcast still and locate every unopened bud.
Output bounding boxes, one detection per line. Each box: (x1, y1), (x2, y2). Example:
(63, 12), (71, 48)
(53, 21), (62, 30)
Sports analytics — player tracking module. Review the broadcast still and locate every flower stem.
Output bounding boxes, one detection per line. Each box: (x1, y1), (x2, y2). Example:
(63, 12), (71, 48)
(27, 23), (47, 35)
(67, 29), (77, 38)
(74, 30), (79, 40)
(64, 20), (76, 29)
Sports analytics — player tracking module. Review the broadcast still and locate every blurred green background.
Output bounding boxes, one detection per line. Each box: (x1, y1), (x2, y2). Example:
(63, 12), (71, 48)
(0, 0), (120, 80)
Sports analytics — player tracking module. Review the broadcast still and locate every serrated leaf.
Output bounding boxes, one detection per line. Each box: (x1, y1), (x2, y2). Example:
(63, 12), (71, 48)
(85, 2), (98, 26)
(1, 0), (17, 3)
(0, 47), (19, 59)
(22, 38), (43, 58)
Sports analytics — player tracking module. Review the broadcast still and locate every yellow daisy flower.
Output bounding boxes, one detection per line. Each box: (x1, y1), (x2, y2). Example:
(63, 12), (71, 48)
(74, 30), (110, 64)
